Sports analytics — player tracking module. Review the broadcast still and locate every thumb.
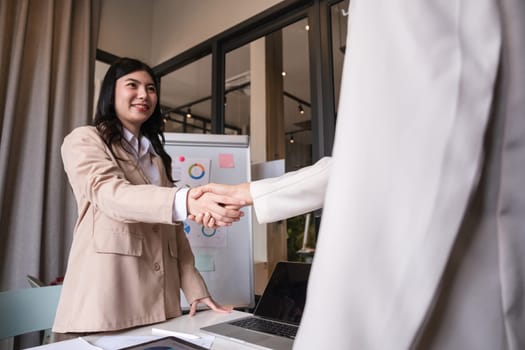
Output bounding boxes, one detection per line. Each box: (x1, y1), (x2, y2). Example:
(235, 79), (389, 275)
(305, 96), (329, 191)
(189, 187), (204, 199)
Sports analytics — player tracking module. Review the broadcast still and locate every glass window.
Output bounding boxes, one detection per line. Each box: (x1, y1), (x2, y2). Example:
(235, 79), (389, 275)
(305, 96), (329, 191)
(280, 18), (313, 262)
(160, 55), (212, 134)
(225, 44), (251, 135)
(283, 18), (311, 173)
(331, 0), (349, 111)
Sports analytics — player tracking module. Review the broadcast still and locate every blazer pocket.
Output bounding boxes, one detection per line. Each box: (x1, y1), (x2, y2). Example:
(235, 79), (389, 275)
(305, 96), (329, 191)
(94, 230), (143, 256)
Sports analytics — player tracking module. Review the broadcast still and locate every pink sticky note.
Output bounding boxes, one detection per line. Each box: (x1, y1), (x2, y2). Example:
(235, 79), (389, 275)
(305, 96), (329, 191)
(219, 153), (235, 168)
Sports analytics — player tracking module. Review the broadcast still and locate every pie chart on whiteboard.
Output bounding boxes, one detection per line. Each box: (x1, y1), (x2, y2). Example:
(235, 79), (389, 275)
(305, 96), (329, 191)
(188, 163), (205, 180)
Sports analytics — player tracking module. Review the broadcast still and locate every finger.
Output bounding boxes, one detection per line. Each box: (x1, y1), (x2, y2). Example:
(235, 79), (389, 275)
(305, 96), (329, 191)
(223, 204), (241, 210)
(207, 193), (246, 206)
(213, 220), (232, 227)
(215, 208), (243, 222)
(208, 205), (241, 220)
(211, 303), (233, 313)
(194, 213), (204, 224)
(189, 302), (197, 316)
(218, 305), (233, 313)
(202, 212), (211, 227)
(205, 298), (232, 314)
(189, 187), (203, 199)
(223, 206), (244, 218)
(192, 184), (214, 197)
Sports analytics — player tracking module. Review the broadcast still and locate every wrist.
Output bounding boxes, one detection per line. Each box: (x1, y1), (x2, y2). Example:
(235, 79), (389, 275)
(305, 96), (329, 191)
(185, 188), (194, 216)
(241, 183), (254, 205)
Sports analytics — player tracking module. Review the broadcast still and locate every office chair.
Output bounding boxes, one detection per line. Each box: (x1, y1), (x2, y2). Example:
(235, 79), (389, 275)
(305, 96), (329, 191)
(26, 275), (46, 288)
(0, 285), (62, 341)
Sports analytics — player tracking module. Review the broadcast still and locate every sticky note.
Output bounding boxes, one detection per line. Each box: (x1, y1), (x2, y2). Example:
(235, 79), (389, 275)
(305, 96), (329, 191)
(219, 153), (235, 168)
(195, 254), (215, 272)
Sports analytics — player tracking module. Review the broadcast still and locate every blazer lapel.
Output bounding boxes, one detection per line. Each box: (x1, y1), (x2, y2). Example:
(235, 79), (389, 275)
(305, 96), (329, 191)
(112, 144), (150, 185)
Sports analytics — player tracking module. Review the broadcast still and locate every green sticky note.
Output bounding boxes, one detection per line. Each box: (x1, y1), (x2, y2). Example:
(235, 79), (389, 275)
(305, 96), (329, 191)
(195, 254), (215, 272)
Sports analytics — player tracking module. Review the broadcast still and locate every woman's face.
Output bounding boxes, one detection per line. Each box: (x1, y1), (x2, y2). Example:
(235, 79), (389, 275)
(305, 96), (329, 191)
(114, 70), (158, 136)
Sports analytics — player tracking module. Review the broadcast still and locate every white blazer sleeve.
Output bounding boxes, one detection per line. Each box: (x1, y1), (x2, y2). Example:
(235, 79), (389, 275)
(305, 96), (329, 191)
(250, 157), (331, 223)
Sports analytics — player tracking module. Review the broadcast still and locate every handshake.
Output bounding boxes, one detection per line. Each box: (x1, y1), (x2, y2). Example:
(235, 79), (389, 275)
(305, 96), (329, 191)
(186, 182), (252, 228)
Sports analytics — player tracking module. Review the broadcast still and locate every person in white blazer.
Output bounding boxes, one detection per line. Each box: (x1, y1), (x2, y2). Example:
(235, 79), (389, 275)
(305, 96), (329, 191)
(193, 0), (525, 348)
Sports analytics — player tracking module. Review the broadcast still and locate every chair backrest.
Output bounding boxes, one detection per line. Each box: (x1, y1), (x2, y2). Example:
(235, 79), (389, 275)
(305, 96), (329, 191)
(0, 285), (62, 340)
(26, 275), (46, 288)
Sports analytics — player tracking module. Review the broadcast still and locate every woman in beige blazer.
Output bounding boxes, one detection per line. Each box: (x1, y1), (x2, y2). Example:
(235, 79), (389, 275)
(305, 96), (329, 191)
(53, 58), (242, 336)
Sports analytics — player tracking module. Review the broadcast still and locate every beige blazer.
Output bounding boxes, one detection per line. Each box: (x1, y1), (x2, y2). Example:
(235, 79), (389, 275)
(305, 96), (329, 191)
(53, 126), (209, 333)
(250, 157), (331, 223)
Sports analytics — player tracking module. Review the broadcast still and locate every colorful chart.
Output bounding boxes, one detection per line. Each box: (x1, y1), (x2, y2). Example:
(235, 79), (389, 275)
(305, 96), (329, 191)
(184, 220), (226, 248)
(188, 163), (205, 180)
(201, 227), (217, 237)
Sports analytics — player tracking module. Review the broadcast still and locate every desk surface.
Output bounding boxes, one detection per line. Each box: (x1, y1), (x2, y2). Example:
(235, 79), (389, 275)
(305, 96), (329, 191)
(28, 310), (254, 350)
(84, 310), (253, 350)
(87, 310), (254, 350)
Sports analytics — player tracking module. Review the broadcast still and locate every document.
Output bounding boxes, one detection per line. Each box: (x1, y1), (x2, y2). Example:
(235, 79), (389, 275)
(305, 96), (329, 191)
(28, 337), (102, 350)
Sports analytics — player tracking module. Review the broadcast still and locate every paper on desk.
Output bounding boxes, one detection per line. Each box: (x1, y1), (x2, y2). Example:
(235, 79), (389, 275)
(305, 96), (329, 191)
(152, 327), (214, 349)
(93, 331), (214, 350)
(28, 337), (102, 349)
(93, 335), (160, 350)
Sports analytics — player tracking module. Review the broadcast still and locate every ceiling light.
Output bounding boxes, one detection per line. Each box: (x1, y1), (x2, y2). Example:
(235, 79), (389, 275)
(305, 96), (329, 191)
(289, 135), (295, 144)
(186, 108), (192, 118)
(281, 71), (287, 77)
(305, 24), (310, 31)
(298, 104), (305, 115)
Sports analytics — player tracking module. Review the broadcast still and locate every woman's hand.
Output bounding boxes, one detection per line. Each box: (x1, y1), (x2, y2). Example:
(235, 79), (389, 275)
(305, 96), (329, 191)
(191, 183), (253, 205)
(188, 183), (252, 228)
(187, 190), (244, 227)
(189, 296), (233, 316)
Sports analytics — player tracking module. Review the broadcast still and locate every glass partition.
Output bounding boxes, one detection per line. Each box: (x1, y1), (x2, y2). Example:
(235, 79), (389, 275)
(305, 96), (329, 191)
(160, 55), (213, 134)
(331, 0), (349, 112)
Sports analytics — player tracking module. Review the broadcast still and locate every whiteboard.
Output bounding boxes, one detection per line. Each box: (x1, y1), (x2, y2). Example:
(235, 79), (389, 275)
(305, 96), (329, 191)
(164, 132), (254, 310)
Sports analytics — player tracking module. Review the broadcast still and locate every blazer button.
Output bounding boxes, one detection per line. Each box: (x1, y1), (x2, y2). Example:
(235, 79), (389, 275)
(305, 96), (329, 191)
(152, 224), (160, 233)
(154, 262), (161, 271)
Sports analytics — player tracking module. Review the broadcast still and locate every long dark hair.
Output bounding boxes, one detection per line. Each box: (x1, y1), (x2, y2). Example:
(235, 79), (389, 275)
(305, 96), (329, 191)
(93, 57), (174, 183)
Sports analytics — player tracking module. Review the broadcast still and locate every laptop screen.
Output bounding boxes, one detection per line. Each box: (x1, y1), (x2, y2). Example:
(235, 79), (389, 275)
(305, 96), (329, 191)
(253, 262), (311, 325)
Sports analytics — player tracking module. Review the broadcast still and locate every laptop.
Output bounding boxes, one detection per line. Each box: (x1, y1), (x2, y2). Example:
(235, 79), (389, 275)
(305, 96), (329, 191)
(201, 261), (311, 350)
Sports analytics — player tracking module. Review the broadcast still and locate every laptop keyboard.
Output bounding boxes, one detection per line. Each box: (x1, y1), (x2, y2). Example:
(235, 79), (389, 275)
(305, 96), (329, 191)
(231, 318), (297, 339)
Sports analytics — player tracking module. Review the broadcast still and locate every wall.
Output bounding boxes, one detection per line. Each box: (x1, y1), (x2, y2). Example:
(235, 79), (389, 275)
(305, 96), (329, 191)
(97, 0), (283, 65)
(150, 0), (283, 64)
(98, 0), (154, 64)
